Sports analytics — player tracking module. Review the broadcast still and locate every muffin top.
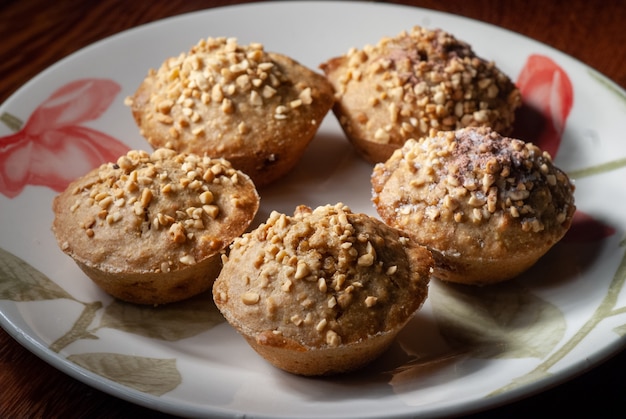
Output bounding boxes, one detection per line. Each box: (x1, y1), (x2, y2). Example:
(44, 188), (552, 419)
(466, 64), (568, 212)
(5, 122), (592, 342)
(126, 36), (334, 183)
(321, 26), (521, 162)
(52, 148), (259, 275)
(371, 127), (576, 258)
(213, 203), (432, 349)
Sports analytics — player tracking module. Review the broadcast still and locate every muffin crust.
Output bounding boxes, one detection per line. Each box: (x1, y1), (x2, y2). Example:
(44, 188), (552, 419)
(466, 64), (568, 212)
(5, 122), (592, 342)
(372, 127), (576, 285)
(126, 37), (335, 187)
(321, 26), (521, 163)
(213, 203), (433, 375)
(52, 148), (259, 304)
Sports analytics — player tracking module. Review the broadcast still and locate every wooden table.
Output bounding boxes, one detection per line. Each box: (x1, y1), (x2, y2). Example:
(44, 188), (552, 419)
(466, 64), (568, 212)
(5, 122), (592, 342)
(1, 1), (625, 417)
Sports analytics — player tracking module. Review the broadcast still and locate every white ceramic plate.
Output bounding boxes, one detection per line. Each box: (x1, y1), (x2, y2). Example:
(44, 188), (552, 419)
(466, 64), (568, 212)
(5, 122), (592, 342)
(1, 2), (626, 418)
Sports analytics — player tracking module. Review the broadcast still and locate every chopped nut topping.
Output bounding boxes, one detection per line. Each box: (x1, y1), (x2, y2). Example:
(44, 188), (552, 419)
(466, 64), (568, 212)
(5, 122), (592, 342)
(281, 279), (293, 292)
(59, 148), (258, 277)
(216, 203), (432, 352)
(139, 36), (317, 134)
(373, 127), (575, 230)
(326, 330), (341, 347)
(179, 254), (196, 265)
(317, 277), (327, 293)
(160, 261), (171, 273)
(241, 292), (260, 305)
(321, 25), (522, 155)
(365, 296), (378, 307)
(294, 260), (311, 280)
(315, 318), (328, 332)
(372, 126), (576, 277)
(291, 314), (303, 326)
(140, 188), (153, 207)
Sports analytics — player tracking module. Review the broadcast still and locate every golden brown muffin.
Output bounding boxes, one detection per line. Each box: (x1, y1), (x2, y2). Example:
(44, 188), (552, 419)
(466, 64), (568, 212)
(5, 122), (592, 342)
(52, 148), (259, 305)
(126, 37), (335, 187)
(213, 203), (433, 376)
(320, 26), (521, 164)
(371, 127), (575, 285)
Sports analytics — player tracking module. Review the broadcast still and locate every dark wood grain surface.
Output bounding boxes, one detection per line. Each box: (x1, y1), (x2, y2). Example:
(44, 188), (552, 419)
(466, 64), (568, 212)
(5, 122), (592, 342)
(1, 1), (625, 417)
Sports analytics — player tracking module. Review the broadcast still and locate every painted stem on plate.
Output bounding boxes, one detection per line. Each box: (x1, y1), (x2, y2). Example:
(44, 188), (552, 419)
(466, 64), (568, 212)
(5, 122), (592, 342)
(491, 245), (626, 395)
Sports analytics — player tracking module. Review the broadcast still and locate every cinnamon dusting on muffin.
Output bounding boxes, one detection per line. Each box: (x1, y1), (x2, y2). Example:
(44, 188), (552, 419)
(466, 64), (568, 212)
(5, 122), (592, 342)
(371, 126), (575, 285)
(373, 127), (574, 233)
(321, 26), (521, 163)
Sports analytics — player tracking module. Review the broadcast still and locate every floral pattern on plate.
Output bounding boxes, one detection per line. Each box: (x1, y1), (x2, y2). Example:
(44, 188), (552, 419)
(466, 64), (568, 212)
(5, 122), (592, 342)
(0, 79), (129, 198)
(0, 52), (623, 398)
(1, 3), (626, 416)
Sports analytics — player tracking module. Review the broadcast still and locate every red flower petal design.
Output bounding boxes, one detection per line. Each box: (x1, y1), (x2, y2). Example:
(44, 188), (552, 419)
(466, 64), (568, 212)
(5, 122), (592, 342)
(514, 54), (574, 158)
(27, 79), (122, 134)
(515, 54), (615, 242)
(0, 79), (130, 198)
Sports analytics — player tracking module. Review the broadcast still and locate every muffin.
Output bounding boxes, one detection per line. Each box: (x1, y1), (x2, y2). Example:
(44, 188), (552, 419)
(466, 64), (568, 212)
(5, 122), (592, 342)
(213, 203), (433, 376)
(52, 148), (259, 305)
(371, 127), (576, 285)
(126, 36), (335, 187)
(320, 26), (521, 163)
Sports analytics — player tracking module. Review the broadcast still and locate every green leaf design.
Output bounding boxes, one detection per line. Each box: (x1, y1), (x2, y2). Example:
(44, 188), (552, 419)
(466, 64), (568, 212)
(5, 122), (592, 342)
(67, 352), (181, 396)
(49, 301), (103, 353)
(613, 323), (626, 337)
(99, 291), (225, 341)
(567, 157), (626, 180)
(0, 247), (74, 302)
(491, 369), (555, 396)
(0, 112), (23, 132)
(491, 247), (626, 395)
(561, 71), (626, 180)
(430, 279), (566, 359)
